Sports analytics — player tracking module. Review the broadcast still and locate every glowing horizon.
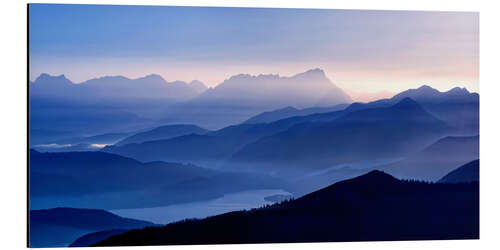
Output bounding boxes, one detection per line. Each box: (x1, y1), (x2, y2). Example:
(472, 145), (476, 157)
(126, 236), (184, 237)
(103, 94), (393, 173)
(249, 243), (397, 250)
(29, 4), (479, 97)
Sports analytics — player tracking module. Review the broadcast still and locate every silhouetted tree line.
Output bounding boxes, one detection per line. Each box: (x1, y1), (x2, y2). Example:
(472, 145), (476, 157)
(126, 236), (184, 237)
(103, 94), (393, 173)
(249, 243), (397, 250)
(95, 171), (479, 246)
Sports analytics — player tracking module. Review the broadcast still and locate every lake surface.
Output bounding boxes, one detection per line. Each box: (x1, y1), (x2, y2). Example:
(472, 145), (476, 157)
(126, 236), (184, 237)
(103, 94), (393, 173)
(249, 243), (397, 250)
(111, 189), (292, 224)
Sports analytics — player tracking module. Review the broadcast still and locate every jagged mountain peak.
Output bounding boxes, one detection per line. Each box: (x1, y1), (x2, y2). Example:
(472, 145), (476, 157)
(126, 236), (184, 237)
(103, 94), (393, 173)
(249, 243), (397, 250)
(293, 68), (325, 77)
(136, 74), (166, 82)
(347, 170), (399, 184)
(446, 86), (470, 95)
(188, 80), (208, 93)
(417, 84), (437, 91)
(34, 73), (73, 84)
(391, 84), (477, 104)
(196, 68), (351, 109)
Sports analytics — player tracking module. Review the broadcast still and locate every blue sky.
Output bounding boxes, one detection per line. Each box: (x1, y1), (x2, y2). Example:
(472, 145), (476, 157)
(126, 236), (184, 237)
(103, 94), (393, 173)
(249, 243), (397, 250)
(29, 4), (479, 96)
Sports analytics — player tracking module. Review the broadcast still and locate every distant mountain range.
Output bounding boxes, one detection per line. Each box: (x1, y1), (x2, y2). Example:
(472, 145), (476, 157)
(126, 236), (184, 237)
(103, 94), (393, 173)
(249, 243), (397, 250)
(29, 68), (478, 138)
(29, 96), (150, 137)
(228, 98), (449, 174)
(28, 74), (480, 247)
(29, 68), (355, 135)
(104, 86), (477, 178)
(103, 104), (362, 167)
(29, 149), (288, 210)
(30, 73), (206, 101)
(243, 104), (349, 124)
(158, 68), (352, 129)
(102, 95), (367, 168)
(29, 74), (208, 136)
(114, 124), (208, 146)
(342, 85), (479, 135)
(392, 85), (478, 104)
(381, 135), (479, 181)
(29, 207), (155, 248)
(102, 119), (317, 168)
(392, 85), (479, 135)
(94, 170), (479, 246)
(193, 68), (351, 108)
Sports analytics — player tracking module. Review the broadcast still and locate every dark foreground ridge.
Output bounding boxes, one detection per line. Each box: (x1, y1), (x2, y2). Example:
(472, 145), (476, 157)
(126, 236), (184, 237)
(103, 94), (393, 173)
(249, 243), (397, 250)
(70, 229), (128, 247)
(95, 170), (479, 246)
(29, 207), (155, 248)
(438, 159), (479, 183)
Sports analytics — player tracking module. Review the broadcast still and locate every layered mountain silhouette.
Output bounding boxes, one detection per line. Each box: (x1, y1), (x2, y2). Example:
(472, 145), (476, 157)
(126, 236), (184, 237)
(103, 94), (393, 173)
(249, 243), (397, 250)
(194, 69), (351, 108)
(438, 159), (479, 183)
(94, 171), (479, 246)
(29, 70), (478, 137)
(102, 99), (367, 168)
(159, 69), (352, 129)
(104, 96), (465, 178)
(30, 73), (205, 101)
(30, 69), (354, 133)
(30, 150), (288, 209)
(102, 113), (341, 167)
(188, 80), (208, 93)
(28, 77), (480, 247)
(115, 124), (208, 146)
(381, 135), (479, 181)
(29, 73), (207, 136)
(29, 207), (155, 247)
(392, 85), (479, 135)
(392, 85), (478, 104)
(100, 87), (478, 182)
(344, 85), (478, 135)
(243, 104), (349, 124)
(29, 96), (149, 137)
(228, 98), (448, 174)
(30, 70), (477, 136)
(70, 229), (128, 247)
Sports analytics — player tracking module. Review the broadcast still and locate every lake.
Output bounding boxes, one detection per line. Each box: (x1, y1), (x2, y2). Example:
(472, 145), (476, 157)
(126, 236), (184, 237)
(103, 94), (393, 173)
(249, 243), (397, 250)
(110, 189), (292, 224)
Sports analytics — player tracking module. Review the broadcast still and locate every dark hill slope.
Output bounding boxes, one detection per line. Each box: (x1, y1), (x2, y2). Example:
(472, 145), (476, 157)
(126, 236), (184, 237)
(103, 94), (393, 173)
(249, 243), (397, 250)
(29, 207), (154, 248)
(95, 171), (478, 246)
(438, 159), (479, 183)
(70, 229), (128, 247)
